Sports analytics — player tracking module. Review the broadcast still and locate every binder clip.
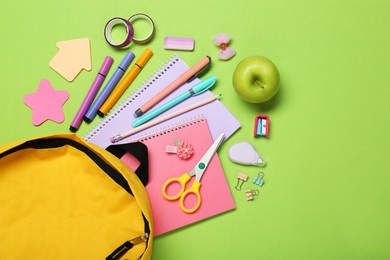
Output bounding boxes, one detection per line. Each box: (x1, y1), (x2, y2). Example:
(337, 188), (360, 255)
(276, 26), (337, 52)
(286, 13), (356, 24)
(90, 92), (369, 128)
(235, 172), (248, 191)
(245, 189), (259, 201)
(253, 172), (265, 186)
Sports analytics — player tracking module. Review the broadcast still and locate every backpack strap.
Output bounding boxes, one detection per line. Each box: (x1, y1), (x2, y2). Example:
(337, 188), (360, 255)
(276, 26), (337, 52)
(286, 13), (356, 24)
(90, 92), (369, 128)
(106, 142), (149, 186)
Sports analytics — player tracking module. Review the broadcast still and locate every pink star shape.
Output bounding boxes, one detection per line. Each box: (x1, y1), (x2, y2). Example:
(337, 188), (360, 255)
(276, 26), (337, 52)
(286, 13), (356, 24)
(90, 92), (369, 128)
(23, 79), (69, 126)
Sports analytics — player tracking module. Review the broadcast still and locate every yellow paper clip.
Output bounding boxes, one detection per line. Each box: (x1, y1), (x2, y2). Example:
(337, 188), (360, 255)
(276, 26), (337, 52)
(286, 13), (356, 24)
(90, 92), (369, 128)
(235, 172), (249, 191)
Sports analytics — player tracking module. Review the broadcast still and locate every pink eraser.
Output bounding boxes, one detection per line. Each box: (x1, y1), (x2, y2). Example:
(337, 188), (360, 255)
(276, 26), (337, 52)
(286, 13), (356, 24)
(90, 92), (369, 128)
(164, 37), (194, 51)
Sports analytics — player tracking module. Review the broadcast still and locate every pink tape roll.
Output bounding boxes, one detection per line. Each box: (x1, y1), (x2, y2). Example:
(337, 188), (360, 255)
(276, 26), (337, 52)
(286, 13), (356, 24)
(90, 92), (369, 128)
(104, 17), (134, 48)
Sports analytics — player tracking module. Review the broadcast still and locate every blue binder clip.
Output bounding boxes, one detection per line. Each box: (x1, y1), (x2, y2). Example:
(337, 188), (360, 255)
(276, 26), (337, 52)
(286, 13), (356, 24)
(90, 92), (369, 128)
(253, 172), (265, 186)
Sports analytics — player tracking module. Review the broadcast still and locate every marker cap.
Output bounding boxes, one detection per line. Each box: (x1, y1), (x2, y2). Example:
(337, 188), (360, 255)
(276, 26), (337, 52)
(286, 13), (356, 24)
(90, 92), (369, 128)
(136, 48), (153, 68)
(69, 126), (78, 132)
(99, 56), (114, 76)
(192, 75), (217, 94)
(119, 52), (135, 70)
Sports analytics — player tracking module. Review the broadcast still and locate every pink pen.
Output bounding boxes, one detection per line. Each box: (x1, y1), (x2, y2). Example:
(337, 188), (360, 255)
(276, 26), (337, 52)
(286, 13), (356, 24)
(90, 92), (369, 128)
(70, 56), (113, 132)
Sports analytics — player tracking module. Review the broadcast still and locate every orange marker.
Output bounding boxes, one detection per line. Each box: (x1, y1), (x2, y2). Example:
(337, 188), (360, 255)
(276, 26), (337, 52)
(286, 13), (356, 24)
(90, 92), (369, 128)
(98, 48), (153, 117)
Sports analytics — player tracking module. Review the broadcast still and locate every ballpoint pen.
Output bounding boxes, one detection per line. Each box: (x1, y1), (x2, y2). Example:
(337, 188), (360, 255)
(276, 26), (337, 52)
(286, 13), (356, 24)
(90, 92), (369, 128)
(98, 48), (153, 117)
(132, 75), (217, 128)
(84, 51), (135, 123)
(133, 56), (211, 117)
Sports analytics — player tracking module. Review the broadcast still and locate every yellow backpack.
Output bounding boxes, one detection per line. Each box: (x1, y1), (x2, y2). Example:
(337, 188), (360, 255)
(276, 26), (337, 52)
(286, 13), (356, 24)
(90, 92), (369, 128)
(0, 133), (153, 260)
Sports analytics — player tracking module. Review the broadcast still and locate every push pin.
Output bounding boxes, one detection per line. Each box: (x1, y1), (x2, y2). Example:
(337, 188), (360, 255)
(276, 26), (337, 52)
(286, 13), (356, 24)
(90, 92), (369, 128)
(235, 172), (249, 191)
(253, 172), (265, 186)
(245, 189), (259, 201)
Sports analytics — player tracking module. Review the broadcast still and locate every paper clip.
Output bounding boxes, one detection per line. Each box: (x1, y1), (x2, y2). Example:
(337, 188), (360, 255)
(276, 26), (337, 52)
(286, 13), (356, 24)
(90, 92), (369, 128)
(235, 172), (248, 191)
(253, 172), (265, 186)
(245, 189), (259, 201)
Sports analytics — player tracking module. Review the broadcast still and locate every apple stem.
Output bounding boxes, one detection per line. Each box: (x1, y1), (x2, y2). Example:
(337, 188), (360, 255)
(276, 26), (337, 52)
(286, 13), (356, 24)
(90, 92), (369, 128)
(255, 80), (265, 89)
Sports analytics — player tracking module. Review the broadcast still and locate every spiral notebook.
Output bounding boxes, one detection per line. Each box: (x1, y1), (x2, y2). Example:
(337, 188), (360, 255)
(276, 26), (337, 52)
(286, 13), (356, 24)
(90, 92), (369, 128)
(121, 117), (235, 236)
(84, 55), (241, 148)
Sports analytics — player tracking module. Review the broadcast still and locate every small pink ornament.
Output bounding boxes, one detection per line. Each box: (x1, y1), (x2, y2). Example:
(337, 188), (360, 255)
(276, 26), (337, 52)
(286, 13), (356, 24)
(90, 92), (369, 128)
(177, 141), (194, 160)
(212, 33), (236, 60)
(166, 140), (194, 160)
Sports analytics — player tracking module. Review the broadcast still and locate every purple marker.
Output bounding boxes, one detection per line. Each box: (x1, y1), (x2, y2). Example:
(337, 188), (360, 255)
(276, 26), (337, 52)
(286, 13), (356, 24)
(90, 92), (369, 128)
(70, 56), (113, 132)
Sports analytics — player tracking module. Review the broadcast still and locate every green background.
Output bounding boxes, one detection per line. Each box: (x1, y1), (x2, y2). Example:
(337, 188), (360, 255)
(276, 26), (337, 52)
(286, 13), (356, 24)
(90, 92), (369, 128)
(1, 0), (390, 259)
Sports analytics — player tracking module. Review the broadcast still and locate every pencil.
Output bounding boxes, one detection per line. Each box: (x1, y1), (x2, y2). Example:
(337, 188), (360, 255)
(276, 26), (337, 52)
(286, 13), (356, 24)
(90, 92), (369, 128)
(110, 94), (222, 143)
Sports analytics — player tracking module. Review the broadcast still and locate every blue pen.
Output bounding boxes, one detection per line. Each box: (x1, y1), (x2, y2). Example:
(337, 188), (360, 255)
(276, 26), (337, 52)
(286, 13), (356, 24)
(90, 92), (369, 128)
(84, 51), (135, 123)
(132, 75), (217, 128)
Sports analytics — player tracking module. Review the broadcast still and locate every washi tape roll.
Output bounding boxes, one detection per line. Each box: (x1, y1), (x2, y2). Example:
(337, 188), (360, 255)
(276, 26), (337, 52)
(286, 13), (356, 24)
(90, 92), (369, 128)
(128, 13), (155, 44)
(104, 17), (134, 48)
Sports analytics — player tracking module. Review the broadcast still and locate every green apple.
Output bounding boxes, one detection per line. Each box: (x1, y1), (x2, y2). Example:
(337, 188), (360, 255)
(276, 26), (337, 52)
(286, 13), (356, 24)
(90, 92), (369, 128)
(232, 56), (280, 103)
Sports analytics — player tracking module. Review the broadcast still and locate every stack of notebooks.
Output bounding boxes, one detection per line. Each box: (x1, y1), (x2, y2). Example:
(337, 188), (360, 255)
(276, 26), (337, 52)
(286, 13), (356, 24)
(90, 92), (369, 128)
(85, 55), (241, 236)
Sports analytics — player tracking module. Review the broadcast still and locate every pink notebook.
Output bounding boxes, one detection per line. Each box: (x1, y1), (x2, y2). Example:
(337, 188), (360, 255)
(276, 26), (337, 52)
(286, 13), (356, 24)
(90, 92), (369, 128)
(84, 55), (240, 148)
(121, 118), (235, 236)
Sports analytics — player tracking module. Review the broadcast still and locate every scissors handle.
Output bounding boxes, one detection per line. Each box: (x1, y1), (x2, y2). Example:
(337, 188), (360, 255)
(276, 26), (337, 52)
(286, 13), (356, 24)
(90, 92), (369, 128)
(180, 181), (201, 214)
(162, 173), (191, 200)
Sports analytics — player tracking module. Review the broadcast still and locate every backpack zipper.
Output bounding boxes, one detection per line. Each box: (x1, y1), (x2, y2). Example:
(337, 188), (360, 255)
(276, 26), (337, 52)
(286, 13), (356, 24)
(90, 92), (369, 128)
(130, 233), (149, 245)
(106, 233), (149, 260)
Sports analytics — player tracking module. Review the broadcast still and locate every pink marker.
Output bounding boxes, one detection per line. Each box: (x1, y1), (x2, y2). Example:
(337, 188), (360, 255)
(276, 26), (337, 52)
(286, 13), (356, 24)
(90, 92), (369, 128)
(70, 56), (113, 132)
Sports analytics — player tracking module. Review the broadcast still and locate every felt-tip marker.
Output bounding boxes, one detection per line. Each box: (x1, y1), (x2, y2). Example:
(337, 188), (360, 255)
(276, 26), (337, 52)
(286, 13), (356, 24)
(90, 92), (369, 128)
(98, 48), (153, 117)
(84, 51), (135, 123)
(70, 56), (113, 132)
(132, 75), (217, 128)
(134, 56), (211, 117)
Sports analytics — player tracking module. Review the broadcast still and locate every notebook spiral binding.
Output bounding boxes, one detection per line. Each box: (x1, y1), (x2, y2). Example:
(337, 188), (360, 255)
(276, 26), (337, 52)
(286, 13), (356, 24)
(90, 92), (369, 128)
(133, 116), (206, 143)
(84, 55), (181, 141)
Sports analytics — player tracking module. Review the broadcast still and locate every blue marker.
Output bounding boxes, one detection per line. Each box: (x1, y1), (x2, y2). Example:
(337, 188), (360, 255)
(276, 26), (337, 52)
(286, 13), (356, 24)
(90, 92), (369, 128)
(132, 75), (217, 128)
(84, 51), (135, 123)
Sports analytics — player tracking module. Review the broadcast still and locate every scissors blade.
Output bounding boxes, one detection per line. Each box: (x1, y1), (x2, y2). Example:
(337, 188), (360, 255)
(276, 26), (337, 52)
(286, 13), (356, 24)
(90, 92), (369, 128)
(193, 133), (225, 181)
